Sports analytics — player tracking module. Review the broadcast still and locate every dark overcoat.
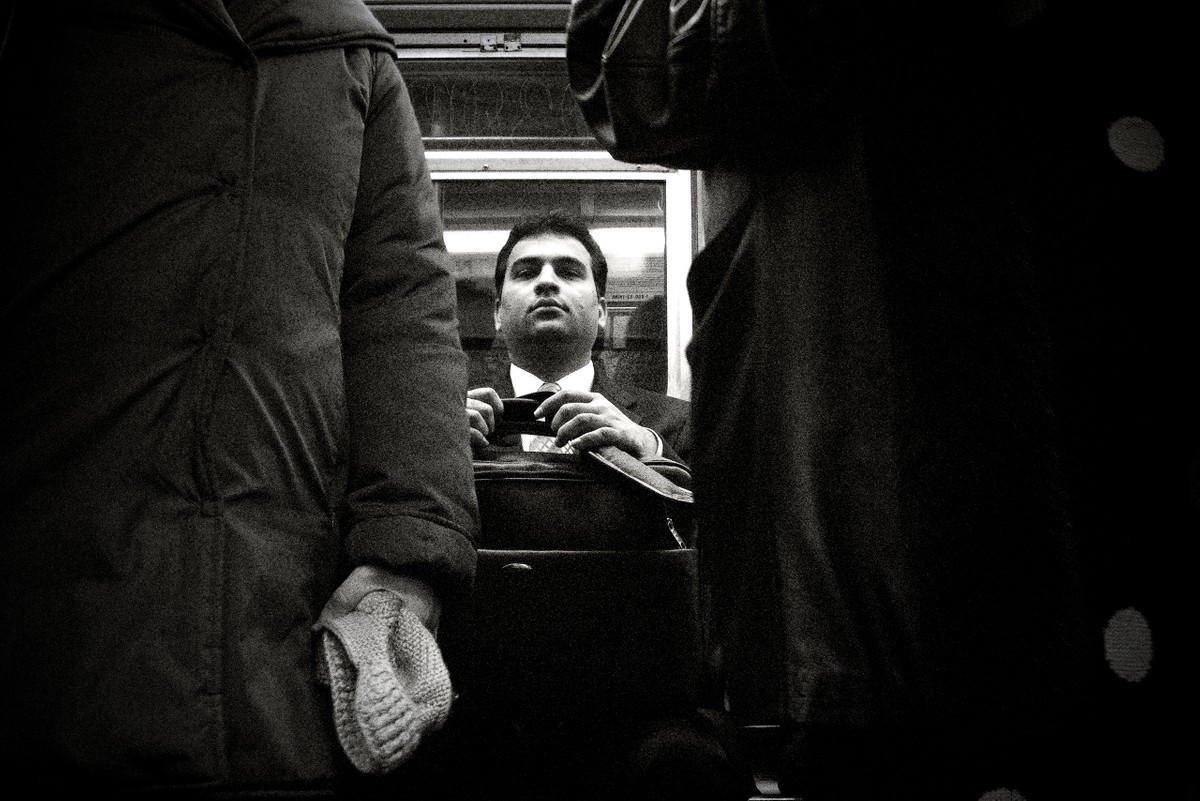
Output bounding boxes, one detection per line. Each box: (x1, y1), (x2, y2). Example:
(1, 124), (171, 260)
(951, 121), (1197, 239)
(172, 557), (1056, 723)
(0, 0), (478, 792)
(687, 2), (1118, 792)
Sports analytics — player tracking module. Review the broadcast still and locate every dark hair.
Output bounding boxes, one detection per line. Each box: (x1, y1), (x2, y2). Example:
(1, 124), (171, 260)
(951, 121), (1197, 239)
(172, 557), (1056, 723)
(494, 210), (608, 297)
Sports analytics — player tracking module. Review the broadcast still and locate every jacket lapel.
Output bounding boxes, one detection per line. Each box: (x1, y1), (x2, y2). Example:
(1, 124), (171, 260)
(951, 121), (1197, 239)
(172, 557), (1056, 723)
(591, 361), (642, 424)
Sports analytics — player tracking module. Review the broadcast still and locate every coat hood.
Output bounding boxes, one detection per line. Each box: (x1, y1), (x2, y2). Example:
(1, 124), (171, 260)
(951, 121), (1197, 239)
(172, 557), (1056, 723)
(179, 0), (395, 56)
(232, 0), (394, 54)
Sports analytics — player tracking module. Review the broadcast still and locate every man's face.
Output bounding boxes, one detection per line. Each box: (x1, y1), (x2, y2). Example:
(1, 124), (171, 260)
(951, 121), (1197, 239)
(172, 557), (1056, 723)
(494, 233), (607, 359)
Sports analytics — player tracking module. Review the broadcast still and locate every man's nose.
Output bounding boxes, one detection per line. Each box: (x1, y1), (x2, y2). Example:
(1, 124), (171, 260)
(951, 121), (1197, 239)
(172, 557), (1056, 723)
(534, 264), (561, 291)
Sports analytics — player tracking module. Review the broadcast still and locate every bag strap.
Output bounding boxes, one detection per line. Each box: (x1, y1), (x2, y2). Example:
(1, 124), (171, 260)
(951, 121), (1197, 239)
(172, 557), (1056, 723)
(587, 445), (695, 548)
(585, 445), (693, 505)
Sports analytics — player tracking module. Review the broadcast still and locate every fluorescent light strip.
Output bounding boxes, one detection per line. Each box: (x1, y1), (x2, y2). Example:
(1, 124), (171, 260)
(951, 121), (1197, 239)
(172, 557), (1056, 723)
(444, 228), (665, 256)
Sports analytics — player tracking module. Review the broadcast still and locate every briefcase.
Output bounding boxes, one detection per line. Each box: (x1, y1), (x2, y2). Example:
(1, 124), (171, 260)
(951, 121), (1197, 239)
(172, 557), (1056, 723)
(439, 397), (701, 721)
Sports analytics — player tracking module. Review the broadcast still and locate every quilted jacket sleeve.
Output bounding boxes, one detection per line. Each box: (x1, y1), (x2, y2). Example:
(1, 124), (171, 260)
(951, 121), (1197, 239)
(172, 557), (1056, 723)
(339, 51), (479, 605)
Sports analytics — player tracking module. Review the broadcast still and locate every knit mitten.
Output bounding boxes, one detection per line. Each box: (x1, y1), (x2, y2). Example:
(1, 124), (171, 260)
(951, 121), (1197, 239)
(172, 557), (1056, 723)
(318, 589), (454, 774)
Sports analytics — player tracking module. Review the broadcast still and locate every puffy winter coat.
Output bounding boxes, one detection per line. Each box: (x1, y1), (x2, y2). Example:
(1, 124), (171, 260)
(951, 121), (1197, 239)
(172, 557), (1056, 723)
(0, 0), (478, 793)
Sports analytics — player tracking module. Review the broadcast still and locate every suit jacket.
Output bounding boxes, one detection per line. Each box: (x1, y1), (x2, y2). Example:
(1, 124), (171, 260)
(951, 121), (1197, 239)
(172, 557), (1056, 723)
(476, 359), (692, 464)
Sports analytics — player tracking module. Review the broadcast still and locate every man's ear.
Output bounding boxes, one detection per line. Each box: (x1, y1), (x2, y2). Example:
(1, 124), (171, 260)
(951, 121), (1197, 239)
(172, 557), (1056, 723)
(493, 297), (503, 333)
(596, 296), (608, 335)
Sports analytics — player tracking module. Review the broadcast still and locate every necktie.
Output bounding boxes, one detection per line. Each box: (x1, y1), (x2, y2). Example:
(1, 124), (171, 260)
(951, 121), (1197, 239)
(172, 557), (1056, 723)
(526, 382), (574, 453)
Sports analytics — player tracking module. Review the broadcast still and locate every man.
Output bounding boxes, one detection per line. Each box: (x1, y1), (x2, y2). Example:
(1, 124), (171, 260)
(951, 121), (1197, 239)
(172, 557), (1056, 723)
(466, 210), (690, 462)
(429, 211), (747, 801)
(0, 0), (477, 795)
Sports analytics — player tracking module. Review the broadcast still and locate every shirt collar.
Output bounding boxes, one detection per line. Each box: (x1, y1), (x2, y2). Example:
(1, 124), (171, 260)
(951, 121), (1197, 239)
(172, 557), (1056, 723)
(510, 362), (594, 396)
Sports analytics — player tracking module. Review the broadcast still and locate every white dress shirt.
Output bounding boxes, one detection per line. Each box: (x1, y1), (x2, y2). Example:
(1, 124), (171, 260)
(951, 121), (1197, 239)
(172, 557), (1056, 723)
(510, 362), (594, 397)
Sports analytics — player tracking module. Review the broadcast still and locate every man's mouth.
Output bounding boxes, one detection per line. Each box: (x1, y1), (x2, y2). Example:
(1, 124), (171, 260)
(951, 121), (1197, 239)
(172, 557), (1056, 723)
(530, 301), (566, 314)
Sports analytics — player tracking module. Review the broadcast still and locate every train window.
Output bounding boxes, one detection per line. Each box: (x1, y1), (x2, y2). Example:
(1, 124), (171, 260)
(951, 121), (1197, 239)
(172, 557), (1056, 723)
(395, 39), (694, 399)
(428, 152), (693, 399)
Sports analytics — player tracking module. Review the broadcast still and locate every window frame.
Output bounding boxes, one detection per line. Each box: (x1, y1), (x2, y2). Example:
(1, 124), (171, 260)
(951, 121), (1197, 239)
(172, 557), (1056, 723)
(427, 150), (694, 399)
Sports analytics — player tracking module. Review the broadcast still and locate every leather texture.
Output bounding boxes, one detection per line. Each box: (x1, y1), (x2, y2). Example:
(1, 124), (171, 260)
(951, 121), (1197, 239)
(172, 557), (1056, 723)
(471, 447), (694, 550)
(440, 416), (702, 719)
(443, 548), (701, 719)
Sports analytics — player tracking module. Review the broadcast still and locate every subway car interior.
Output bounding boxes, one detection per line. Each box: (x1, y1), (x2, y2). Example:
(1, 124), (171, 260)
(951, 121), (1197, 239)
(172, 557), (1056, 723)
(368, 2), (1190, 800)
(1, 0), (1189, 799)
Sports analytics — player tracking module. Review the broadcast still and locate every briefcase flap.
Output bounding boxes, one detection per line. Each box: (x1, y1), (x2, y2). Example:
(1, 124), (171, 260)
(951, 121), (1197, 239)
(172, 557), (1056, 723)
(440, 548), (702, 718)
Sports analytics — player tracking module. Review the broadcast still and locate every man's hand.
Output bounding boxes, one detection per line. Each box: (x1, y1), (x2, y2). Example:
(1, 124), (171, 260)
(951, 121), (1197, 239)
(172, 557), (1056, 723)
(536, 390), (660, 459)
(466, 387), (504, 450)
